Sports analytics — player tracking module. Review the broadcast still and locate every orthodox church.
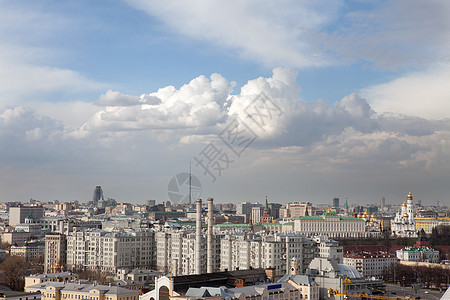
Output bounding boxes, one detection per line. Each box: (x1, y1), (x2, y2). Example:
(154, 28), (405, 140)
(391, 192), (417, 237)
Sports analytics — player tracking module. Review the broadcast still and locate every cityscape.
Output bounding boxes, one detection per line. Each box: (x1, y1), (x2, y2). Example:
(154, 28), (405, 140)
(0, 187), (449, 300)
(1, 1), (450, 300)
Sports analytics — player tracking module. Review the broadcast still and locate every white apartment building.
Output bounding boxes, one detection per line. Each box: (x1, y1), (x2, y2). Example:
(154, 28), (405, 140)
(66, 228), (155, 272)
(313, 236), (343, 263)
(343, 253), (398, 277)
(155, 228), (220, 275)
(220, 232), (317, 279)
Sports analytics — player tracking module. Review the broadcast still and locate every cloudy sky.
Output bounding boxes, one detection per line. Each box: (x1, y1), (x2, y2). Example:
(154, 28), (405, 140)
(1, 0), (449, 206)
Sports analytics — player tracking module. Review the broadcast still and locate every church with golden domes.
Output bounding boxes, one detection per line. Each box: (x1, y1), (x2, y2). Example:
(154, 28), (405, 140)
(391, 192), (417, 237)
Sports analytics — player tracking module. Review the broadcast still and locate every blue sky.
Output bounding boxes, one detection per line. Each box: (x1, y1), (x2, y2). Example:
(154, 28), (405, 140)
(1, 0), (449, 206)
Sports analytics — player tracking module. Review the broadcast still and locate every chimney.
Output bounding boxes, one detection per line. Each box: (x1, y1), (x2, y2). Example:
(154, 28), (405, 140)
(285, 235), (289, 274)
(207, 197), (214, 273)
(195, 198), (202, 275)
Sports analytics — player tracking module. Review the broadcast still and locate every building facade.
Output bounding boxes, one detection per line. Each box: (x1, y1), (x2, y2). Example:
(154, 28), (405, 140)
(220, 232), (317, 280)
(313, 236), (343, 263)
(343, 253), (397, 277)
(294, 210), (370, 238)
(396, 246), (440, 263)
(66, 228), (156, 272)
(391, 192), (417, 237)
(155, 228), (220, 276)
(44, 234), (67, 273)
(10, 241), (44, 261)
(9, 206), (44, 226)
(415, 217), (450, 234)
(25, 282), (139, 300)
(280, 202), (313, 219)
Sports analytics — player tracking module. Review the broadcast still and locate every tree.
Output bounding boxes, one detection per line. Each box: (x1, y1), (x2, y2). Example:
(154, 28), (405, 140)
(430, 225), (450, 246)
(72, 267), (114, 285)
(0, 255), (27, 291)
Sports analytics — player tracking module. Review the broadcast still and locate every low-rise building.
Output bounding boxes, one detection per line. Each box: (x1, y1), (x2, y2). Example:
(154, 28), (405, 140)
(414, 217), (450, 234)
(396, 246), (440, 263)
(294, 210), (373, 238)
(0, 290), (41, 300)
(306, 257), (385, 300)
(25, 282), (139, 300)
(25, 272), (79, 288)
(343, 253), (397, 277)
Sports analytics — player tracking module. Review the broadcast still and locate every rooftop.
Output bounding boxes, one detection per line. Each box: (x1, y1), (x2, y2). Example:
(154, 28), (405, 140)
(27, 272), (78, 279)
(25, 282), (138, 296)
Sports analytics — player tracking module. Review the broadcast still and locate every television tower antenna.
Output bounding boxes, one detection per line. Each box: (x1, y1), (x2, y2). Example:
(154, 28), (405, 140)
(189, 162), (192, 205)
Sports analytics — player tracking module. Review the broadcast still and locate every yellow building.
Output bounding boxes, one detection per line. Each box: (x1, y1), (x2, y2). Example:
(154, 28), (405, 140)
(25, 282), (139, 300)
(414, 217), (450, 234)
(25, 272), (79, 288)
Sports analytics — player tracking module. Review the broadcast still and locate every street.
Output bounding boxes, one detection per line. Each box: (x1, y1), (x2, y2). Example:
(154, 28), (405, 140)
(385, 284), (445, 300)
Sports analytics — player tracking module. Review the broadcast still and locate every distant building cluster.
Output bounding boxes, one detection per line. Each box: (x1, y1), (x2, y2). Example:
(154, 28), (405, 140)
(0, 187), (448, 299)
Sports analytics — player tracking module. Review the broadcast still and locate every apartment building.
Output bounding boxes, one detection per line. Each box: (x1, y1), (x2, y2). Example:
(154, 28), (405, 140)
(66, 228), (155, 272)
(220, 232), (317, 280)
(155, 228), (220, 275)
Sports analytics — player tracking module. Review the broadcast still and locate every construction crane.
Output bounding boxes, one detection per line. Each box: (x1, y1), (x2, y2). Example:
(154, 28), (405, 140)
(328, 278), (410, 300)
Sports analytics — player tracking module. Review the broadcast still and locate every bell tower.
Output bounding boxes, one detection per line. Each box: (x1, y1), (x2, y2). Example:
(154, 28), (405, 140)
(289, 257), (299, 275)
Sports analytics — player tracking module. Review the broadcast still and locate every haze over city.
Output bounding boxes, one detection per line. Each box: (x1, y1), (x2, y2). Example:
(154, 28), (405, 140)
(1, 1), (449, 205)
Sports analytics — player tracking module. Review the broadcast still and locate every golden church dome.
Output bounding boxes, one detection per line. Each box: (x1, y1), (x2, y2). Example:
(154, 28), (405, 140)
(370, 214), (376, 219)
(402, 202), (407, 207)
(407, 192), (413, 200)
(403, 212), (409, 218)
(357, 214), (362, 218)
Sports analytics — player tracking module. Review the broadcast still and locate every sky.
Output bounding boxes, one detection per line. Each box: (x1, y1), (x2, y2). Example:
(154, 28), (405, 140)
(1, 0), (449, 207)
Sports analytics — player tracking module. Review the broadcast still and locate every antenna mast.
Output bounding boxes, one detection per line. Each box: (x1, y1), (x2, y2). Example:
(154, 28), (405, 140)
(189, 162), (192, 205)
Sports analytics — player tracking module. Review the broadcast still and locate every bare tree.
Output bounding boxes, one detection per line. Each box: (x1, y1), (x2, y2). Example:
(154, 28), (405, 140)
(0, 255), (27, 291)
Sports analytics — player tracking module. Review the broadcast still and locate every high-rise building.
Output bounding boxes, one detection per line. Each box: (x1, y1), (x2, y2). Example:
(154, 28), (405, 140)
(380, 197), (386, 208)
(332, 197), (339, 208)
(66, 228), (156, 272)
(44, 234), (66, 273)
(92, 186), (103, 206)
(220, 232), (317, 279)
(251, 206), (264, 224)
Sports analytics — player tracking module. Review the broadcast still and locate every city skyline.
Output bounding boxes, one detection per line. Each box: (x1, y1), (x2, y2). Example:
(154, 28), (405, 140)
(1, 1), (449, 205)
